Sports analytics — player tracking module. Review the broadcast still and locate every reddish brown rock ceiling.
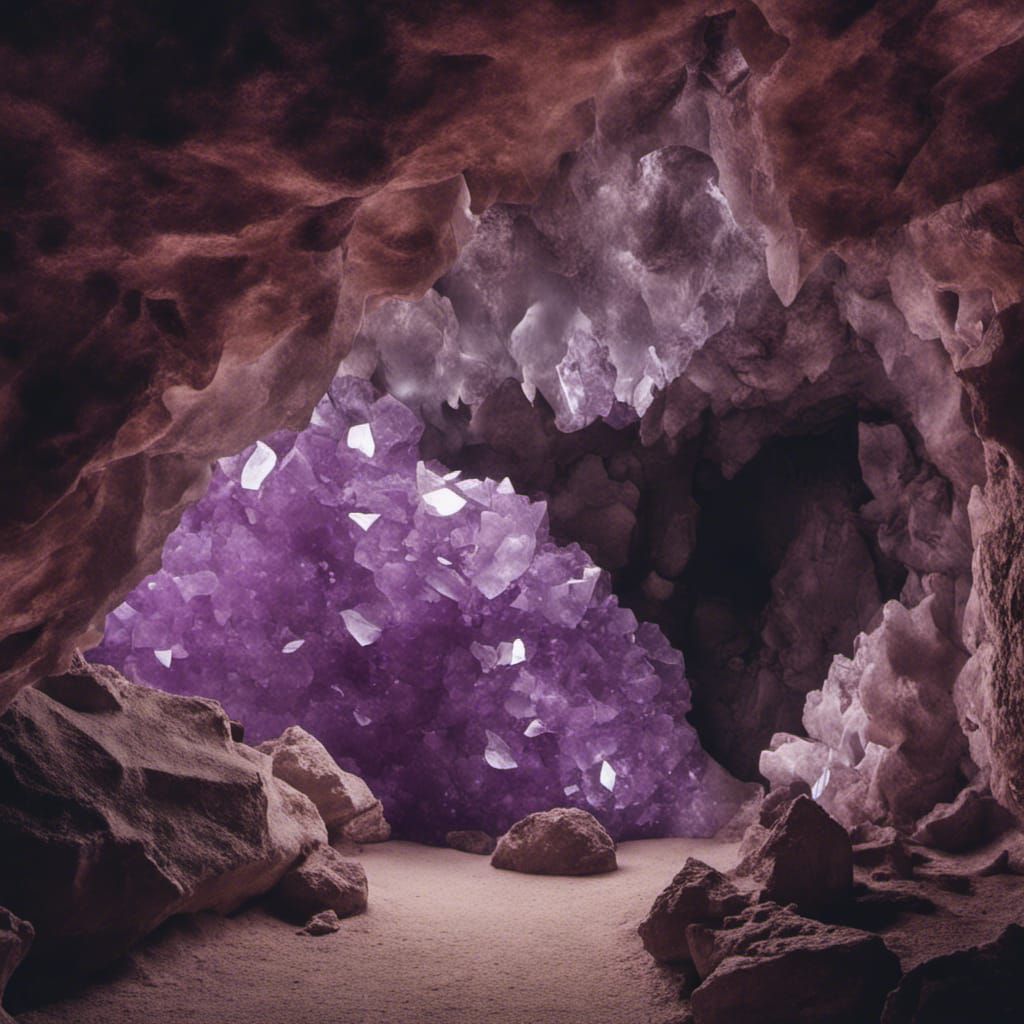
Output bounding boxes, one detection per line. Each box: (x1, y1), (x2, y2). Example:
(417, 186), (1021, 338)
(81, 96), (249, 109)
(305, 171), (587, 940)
(2, 1), (1023, 812)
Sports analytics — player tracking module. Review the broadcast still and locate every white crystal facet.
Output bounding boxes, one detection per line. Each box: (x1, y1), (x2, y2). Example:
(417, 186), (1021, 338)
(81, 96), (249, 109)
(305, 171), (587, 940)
(484, 730), (518, 770)
(281, 639), (305, 654)
(154, 649), (173, 668)
(240, 441), (277, 491)
(341, 609), (382, 646)
(348, 512), (381, 531)
(599, 760), (617, 791)
(346, 423), (376, 457)
(422, 488), (467, 516)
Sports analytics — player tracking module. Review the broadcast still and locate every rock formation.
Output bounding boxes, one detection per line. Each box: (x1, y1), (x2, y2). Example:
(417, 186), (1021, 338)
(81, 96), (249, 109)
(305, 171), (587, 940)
(0, 657), (325, 998)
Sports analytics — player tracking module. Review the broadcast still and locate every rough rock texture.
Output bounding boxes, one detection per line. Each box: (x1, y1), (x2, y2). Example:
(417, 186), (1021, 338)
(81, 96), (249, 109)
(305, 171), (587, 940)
(0, 909), (32, 1021)
(688, 902), (901, 1024)
(2, 1), (1024, 835)
(491, 808), (617, 876)
(912, 787), (1015, 854)
(93, 375), (753, 842)
(446, 831), (496, 856)
(882, 924), (1024, 1024)
(256, 726), (389, 843)
(637, 858), (749, 963)
(0, 659), (326, 995)
(270, 845), (368, 923)
(734, 796), (852, 913)
(0, 0), (722, 707)
(341, 803), (392, 845)
(300, 910), (342, 937)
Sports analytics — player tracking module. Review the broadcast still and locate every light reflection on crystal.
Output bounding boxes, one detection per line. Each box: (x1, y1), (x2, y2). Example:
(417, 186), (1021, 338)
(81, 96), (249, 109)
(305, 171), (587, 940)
(240, 441), (277, 490)
(92, 376), (737, 842)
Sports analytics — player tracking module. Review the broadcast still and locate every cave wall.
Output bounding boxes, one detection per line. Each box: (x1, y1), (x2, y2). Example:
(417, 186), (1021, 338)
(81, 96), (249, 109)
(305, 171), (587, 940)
(3, 1), (1024, 817)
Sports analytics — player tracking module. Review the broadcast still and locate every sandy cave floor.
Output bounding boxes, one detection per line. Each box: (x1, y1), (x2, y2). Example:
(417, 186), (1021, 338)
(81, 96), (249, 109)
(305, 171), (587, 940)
(19, 837), (1024, 1024)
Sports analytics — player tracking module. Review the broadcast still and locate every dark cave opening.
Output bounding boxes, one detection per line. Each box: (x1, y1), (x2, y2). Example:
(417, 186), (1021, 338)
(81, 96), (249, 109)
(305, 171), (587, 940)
(429, 393), (911, 783)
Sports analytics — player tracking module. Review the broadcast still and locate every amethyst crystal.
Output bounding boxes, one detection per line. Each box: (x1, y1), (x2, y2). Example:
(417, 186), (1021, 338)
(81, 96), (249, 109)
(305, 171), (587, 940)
(93, 376), (737, 841)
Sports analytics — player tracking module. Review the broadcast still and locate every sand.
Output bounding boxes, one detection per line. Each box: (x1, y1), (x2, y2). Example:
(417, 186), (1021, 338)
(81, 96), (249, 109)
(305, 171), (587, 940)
(21, 835), (1024, 1023)
(20, 838), (739, 1024)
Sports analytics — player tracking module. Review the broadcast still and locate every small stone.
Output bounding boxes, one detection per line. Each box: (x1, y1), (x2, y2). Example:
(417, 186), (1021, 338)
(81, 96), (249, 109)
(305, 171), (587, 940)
(446, 830), (496, 855)
(300, 910), (342, 937)
(491, 808), (616, 876)
(638, 858), (749, 963)
(270, 845), (368, 923)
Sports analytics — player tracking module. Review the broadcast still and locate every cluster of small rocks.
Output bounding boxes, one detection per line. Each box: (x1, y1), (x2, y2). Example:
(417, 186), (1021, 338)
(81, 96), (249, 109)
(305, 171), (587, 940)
(639, 791), (1024, 1023)
(0, 657), (387, 1011)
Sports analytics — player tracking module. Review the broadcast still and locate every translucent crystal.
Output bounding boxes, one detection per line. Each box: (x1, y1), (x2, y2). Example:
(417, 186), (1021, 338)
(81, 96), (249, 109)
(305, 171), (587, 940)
(92, 376), (738, 841)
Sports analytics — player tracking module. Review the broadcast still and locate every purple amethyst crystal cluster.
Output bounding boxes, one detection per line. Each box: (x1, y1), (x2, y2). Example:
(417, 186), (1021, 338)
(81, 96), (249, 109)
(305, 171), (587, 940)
(93, 376), (733, 841)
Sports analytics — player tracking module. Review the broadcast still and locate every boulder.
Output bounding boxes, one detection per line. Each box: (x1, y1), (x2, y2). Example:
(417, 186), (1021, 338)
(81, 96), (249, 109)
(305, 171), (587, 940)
(0, 909), (33, 1020)
(301, 910), (342, 937)
(882, 924), (1024, 1023)
(689, 903), (901, 1024)
(446, 830), (497, 856)
(638, 859), (749, 964)
(491, 808), (616, 876)
(257, 726), (390, 842)
(271, 845), (368, 923)
(912, 787), (1015, 853)
(734, 796), (852, 912)
(0, 662), (326, 998)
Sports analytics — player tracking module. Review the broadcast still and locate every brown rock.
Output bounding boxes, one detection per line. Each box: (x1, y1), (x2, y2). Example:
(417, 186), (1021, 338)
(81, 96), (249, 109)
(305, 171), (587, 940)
(300, 910), (342, 937)
(759, 781), (811, 829)
(271, 845), (368, 923)
(0, 908), (33, 1019)
(638, 858), (749, 964)
(734, 796), (852, 913)
(688, 903), (901, 1024)
(852, 825), (915, 880)
(0, 662), (326, 998)
(257, 726), (389, 842)
(912, 787), (1015, 853)
(340, 801), (391, 844)
(33, 651), (124, 713)
(491, 808), (616, 876)
(446, 830), (497, 856)
(882, 924), (1024, 1023)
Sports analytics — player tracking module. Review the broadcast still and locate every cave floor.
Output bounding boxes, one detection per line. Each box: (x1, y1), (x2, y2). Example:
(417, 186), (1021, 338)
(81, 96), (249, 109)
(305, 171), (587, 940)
(21, 838), (740, 1024)
(20, 836), (1024, 1023)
